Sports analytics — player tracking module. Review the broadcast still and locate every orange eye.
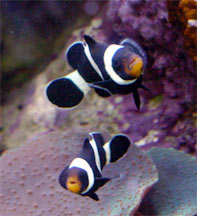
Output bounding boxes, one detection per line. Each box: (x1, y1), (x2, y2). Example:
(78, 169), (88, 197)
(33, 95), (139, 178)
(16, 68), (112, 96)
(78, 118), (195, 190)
(66, 176), (82, 194)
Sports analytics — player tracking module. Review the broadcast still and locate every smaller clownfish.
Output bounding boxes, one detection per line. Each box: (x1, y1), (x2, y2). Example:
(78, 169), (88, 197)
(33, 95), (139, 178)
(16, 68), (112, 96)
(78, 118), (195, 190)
(59, 132), (130, 201)
(46, 35), (148, 110)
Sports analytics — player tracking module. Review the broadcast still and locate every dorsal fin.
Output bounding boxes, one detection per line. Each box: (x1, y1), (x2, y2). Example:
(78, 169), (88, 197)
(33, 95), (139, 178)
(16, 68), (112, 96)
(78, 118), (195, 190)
(66, 41), (84, 69)
(83, 138), (91, 149)
(89, 132), (105, 147)
(84, 35), (96, 47)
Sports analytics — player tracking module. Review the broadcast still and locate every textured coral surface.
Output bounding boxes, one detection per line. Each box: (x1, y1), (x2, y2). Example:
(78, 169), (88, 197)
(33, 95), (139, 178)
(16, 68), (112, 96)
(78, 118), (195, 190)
(0, 130), (158, 216)
(139, 148), (197, 216)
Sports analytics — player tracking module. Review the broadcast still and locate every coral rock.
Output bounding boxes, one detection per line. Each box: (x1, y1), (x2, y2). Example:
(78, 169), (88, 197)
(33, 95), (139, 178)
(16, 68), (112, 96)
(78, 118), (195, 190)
(138, 148), (197, 216)
(167, 0), (197, 61)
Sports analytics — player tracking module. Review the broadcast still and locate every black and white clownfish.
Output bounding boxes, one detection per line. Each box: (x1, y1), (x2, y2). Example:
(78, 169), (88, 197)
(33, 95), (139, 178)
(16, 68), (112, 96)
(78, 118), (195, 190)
(59, 132), (130, 201)
(46, 35), (148, 110)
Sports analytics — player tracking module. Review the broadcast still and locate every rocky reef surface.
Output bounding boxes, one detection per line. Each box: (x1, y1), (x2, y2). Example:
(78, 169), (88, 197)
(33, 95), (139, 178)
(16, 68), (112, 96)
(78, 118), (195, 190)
(1, 0), (196, 215)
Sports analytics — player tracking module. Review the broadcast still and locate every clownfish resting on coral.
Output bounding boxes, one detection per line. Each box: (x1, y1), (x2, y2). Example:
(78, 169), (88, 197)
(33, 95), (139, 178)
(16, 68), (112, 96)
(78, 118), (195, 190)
(46, 35), (148, 110)
(59, 132), (130, 201)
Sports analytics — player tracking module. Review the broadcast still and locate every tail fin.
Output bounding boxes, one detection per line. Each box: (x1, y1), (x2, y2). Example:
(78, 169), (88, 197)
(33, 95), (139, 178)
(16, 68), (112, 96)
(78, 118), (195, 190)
(103, 134), (130, 164)
(45, 70), (91, 108)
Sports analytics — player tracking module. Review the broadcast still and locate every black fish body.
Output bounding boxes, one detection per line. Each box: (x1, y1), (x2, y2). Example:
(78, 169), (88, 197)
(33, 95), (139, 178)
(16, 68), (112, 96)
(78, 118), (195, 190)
(59, 132), (130, 201)
(46, 35), (148, 109)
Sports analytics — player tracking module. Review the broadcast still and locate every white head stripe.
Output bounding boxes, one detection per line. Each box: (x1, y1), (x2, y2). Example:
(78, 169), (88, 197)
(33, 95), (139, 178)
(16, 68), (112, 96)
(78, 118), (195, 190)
(69, 158), (94, 194)
(103, 141), (111, 165)
(84, 44), (104, 80)
(89, 134), (102, 173)
(66, 70), (90, 95)
(104, 45), (137, 85)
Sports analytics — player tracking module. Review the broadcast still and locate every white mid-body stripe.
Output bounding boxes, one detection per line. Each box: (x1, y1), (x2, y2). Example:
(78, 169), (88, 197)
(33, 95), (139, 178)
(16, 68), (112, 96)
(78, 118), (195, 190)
(89, 134), (102, 173)
(104, 45), (137, 85)
(66, 70), (91, 95)
(84, 43), (104, 80)
(103, 141), (111, 165)
(69, 158), (94, 194)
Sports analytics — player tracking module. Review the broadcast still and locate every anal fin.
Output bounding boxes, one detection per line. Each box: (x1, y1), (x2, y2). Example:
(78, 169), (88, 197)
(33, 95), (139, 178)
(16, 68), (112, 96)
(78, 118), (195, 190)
(133, 89), (141, 110)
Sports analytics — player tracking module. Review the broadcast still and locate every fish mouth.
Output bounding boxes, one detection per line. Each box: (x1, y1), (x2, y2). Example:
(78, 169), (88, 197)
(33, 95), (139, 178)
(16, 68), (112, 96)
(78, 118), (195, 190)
(125, 55), (143, 78)
(66, 176), (82, 194)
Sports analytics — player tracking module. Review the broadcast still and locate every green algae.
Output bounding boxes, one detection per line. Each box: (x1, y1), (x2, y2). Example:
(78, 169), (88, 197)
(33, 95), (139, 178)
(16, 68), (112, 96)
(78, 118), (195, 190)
(148, 95), (163, 109)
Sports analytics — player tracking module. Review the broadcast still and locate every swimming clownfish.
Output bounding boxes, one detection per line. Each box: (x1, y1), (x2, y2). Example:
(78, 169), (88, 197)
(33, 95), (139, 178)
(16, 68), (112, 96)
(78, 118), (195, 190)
(46, 35), (148, 110)
(59, 132), (130, 201)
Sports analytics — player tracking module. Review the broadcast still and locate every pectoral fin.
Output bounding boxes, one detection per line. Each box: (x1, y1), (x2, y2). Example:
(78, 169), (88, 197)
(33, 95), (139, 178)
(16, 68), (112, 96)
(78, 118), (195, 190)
(140, 84), (151, 92)
(89, 80), (116, 94)
(93, 177), (111, 193)
(88, 83), (112, 97)
(94, 177), (111, 188)
(86, 177), (110, 201)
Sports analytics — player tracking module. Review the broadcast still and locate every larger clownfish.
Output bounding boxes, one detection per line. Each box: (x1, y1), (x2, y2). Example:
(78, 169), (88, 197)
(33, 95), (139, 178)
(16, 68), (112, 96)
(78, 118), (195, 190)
(59, 132), (130, 201)
(46, 35), (148, 110)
